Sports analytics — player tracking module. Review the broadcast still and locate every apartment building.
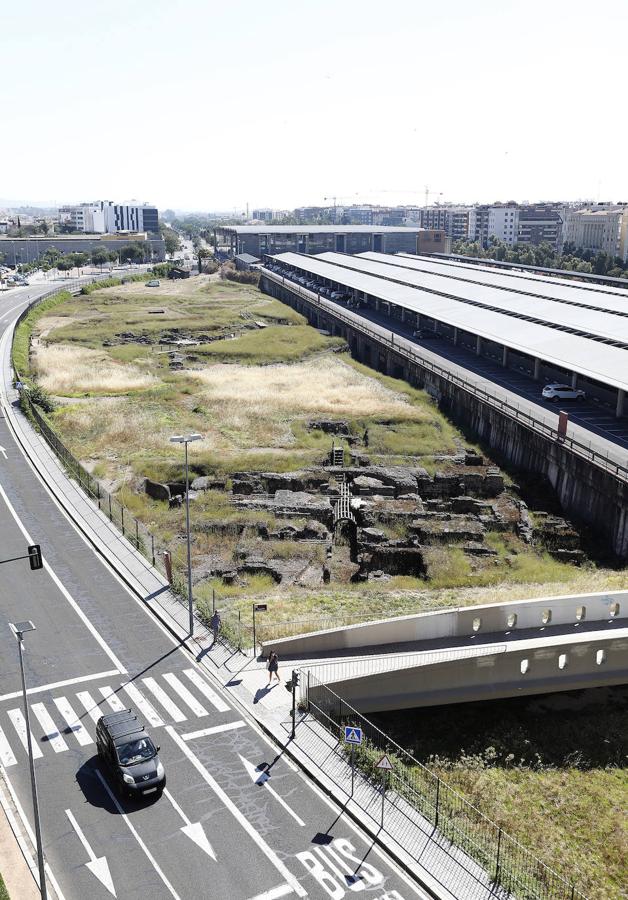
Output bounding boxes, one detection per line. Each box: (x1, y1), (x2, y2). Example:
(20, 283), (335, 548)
(420, 206), (472, 242)
(562, 205), (628, 261)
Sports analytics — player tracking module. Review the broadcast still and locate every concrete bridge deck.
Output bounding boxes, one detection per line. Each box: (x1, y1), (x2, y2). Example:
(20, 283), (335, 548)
(262, 591), (628, 713)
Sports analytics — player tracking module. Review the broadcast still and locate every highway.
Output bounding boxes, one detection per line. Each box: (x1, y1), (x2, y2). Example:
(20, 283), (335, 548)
(0, 283), (426, 899)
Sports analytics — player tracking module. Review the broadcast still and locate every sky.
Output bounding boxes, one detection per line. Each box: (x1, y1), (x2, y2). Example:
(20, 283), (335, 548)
(1, 0), (626, 212)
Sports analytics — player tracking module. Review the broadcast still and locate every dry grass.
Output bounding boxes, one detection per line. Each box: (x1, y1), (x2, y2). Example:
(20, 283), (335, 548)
(189, 356), (428, 419)
(34, 344), (156, 395)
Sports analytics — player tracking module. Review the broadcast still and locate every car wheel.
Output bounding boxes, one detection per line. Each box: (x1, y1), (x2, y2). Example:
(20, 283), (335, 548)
(551, 397), (559, 403)
(577, 395), (585, 402)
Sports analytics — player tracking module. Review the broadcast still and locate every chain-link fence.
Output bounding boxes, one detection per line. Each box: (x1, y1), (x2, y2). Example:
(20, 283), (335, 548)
(301, 670), (587, 900)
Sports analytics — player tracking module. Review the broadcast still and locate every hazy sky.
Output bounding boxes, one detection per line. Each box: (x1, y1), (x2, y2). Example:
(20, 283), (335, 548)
(1, 0), (626, 212)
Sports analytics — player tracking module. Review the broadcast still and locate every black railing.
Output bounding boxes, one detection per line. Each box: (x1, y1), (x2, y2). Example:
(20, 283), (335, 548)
(302, 671), (587, 900)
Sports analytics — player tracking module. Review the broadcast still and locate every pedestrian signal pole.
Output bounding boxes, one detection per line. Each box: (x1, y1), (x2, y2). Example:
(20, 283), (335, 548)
(291, 670), (300, 739)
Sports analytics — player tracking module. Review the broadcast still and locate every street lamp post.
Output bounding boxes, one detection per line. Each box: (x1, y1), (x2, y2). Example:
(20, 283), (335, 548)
(170, 433), (203, 635)
(9, 621), (47, 900)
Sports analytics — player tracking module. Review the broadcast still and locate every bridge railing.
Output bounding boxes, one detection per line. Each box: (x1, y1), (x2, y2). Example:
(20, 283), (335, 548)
(301, 669), (588, 900)
(262, 269), (628, 484)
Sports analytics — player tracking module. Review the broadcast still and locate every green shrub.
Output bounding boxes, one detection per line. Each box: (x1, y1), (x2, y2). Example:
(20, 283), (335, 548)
(28, 384), (56, 413)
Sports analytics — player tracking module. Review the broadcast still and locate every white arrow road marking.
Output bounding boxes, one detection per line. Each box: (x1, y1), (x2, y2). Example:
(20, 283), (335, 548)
(166, 726), (307, 897)
(162, 788), (216, 859)
(239, 755), (306, 827)
(95, 770), (181, 900)
(0, 446), (7, 459)
(65, 809), (116, 897)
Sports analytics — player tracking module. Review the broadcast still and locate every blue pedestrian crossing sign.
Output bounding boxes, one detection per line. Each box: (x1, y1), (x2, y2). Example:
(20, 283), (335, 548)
(344, 726), (363, 745)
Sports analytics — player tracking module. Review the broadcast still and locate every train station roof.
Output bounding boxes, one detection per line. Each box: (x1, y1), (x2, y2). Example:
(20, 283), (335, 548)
(216, 225), (423, 233)
(268, 251), (628, 392)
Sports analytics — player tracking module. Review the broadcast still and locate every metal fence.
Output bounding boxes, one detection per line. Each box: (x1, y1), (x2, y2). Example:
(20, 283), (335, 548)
(263, 270), (628, 484)
(302, 670), (587, 900)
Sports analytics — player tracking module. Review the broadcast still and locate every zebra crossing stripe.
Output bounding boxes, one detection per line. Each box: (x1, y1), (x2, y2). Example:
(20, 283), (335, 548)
(162, 673), (208, 718)
(76, 691), (104, 726)
(121, 683), (164, 728)
(30, 703), (68, 753)
(142, 678), (187, 723)
(0, 725), (17, 767)
(183, 669), (230, 713)
(53, 697), (93, 746)
(7, 709), (43, 758)
(99, 686), (126, 712)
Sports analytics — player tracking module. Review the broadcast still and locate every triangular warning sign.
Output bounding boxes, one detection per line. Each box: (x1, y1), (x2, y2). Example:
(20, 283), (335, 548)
(375, 754), (393, 770)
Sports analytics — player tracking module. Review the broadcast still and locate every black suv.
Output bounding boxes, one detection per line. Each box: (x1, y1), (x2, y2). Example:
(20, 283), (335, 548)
(96, 709), (165, 799)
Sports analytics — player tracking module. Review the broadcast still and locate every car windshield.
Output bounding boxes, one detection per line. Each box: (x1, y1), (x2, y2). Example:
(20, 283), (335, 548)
(117, 737), (156, 766)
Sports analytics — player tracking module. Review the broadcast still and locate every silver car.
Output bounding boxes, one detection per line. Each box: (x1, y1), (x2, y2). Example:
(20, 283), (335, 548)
(542, 383), (586, 402)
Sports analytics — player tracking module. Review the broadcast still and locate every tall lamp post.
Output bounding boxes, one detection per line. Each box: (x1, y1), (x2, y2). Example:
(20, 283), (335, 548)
(170, 433), (203, 635)
(9, 621), (47, 900)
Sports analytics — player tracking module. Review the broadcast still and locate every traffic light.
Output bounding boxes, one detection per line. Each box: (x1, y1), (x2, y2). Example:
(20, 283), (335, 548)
(27, 545), (43, 571)
(292, 670), (300, 689)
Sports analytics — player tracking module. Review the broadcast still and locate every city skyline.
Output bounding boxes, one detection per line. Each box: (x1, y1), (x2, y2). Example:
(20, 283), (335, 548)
(1, 0), (626, 211)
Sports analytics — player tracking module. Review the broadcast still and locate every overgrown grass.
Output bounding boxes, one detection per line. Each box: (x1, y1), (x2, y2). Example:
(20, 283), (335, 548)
(0, 873), (8, 900)
(194, 325), (346, 364)
(12, 289), (73, 376)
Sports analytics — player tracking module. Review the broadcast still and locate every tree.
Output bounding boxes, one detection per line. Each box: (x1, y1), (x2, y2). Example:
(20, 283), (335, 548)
(119, 243), (145, 263)
(197, 247), (211, 274)
(162, 228), (181, 256)
(69, 252), (89, 273)
(56, 256), (74, 276)
(91, 248), (110, 270)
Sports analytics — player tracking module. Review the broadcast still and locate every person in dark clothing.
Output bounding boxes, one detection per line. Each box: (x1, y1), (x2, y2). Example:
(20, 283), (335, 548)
(267, 650), (281, 685)
(210, 610), (221, 643)
(363, 428), (369, 447)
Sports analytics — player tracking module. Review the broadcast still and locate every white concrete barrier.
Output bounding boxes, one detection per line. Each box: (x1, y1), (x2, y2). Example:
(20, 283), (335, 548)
(266, 590), (627, 656)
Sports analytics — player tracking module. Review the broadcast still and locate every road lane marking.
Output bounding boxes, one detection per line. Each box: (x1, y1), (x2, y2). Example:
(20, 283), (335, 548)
(1, 767), (67, 900)
(30, 703), (68, 753)
(0, 668), (121, 703)
(246, 885), (294, 900)
(0, 482), (127, 676)
(76, 691), (105, 725)
(0, 725), (17, 766)
(121, 682), (164, 727)
(162, 673), (208, 717)
(166, 726), (307, 898)
(65, 808), (116, 896)
(162, 788), (216, 860)
(7, 709), (43, 758)
(142, 677), (187, 723)
(95, 769), (182, 900)
(53, 697), (93, 746)
(181, 721), (246, 741)
(183, 668), (230, 713)
(239, 754), (306, 827)
(99, 686), (126, 712)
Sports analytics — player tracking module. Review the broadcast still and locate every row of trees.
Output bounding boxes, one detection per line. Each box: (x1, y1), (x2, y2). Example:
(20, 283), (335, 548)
(14, 243), (156, 275)
(451, 238), (628, 279)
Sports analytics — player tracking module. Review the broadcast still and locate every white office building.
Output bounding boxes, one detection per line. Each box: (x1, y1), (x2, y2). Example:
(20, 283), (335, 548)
(57, 201), (159, 235)
(487, 206), (519, 245)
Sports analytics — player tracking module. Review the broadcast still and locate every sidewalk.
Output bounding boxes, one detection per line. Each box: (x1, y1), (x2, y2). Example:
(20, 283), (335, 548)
(0, 321), (501, 900)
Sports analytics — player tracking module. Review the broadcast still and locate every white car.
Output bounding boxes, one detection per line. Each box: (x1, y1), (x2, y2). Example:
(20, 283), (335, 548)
(542, 383), (586, 402)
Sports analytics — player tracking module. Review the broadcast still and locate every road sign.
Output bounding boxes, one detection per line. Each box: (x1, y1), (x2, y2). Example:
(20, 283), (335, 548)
(28, 545), (43, 571)
(344, 726), (363, 745)
(375, 754), (393, 771)
(253, 603), (268, 612)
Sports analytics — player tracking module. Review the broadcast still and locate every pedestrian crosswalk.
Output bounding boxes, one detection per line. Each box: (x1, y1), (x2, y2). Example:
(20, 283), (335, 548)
(0, 668), (231, 768)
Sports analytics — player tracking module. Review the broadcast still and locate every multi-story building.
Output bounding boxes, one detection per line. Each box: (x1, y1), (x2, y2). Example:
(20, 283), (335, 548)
(466, 203), (565, 250)
(562, 205), (628, 261)
(57, 201), (159, 235)
(517, 204), (564, 248)
(467, 205), (491, 246)
(420, 206), (472, 242)
(488, 205), (519, 245)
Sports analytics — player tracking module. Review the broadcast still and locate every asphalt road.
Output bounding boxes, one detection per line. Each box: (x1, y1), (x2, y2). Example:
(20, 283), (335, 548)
(0, 284), (426, 899)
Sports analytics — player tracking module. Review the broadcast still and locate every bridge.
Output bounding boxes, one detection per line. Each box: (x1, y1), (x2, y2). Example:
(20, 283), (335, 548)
(262, 590), (628, 713)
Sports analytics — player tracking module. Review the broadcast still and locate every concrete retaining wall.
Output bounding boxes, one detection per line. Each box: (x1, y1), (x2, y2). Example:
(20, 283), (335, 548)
(266, 591), (627, 656)
(261, 273), (628, 559)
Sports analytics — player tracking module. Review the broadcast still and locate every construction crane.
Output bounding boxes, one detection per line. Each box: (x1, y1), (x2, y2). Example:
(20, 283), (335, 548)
(323, 194), (359, 209)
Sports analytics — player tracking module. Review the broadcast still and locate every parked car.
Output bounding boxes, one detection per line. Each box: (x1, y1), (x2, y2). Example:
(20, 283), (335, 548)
(96, 709), (165, 799)
(146, 279), (160, 287)
(542, 383), (586, 402)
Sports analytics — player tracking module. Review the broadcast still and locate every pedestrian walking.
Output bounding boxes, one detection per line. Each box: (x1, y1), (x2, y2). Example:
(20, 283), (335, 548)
(267, 649), (281, 686)
(210, 609), (221, 644)
(363, 428), (369, 447)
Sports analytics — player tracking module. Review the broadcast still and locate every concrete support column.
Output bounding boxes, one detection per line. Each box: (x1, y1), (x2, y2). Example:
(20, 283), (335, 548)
(616, 389), (625, 419)
(533, 358), (541, 381)
(501, 346), (508, 368)
(475, 335), (482, 356)
(453, 327), (458, 345)
(400, 308), (405, 323)
(571, 372), (578, 389)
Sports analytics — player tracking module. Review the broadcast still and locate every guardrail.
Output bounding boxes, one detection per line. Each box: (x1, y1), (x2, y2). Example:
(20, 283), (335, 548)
(262, 269), (628, 484)
(301, 669), (588, 900)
